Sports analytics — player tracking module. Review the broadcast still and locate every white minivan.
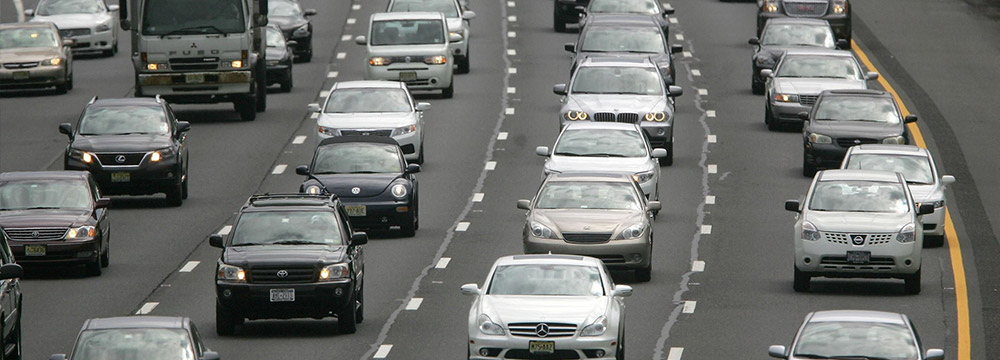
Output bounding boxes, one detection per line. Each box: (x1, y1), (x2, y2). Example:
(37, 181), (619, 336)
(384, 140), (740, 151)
(356, 12), (461, 98)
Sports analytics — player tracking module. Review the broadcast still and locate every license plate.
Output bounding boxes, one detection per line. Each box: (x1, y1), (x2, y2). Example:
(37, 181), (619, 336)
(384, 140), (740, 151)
(529, 341), (555, 355)
(344, 205), (366, 217)
(24, 245), (46, 256)
(111, 172), (130, 183)
(846, 251), (871, 265)
(12, 71), (29, 80)
(186, 73), (205, 84)
(269, 289), (295, 302)
(399, 71), (417, 82)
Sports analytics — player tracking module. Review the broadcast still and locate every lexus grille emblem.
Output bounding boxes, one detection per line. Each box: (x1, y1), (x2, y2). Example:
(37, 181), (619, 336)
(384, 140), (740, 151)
(404, 56), (412, 63)
(535, 323), (550, 337)
(115, 155), (127, 163)
(276, 270), (289, 278)
(853, 139), (862, 145)
(351, 187), (361, 194)
(851, 234), (867, 246)
(31, 231), (39, 238)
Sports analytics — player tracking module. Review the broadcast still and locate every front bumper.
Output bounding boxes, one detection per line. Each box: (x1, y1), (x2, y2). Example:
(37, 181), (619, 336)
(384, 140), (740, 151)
(266, 64), (291, 84)
(0, 65), (66, 89)
(524, 233), (651, 269)
(803, 142), (849, 170)
(919, 206), (946, 236)
(216, 279), (354, 320)
(10, 239), (99, 265)
(365, 63), (452, 90)
(795, 237), (921, 278)
(316, 128), (422, 161)
(136, 70), (252, 100)
(66, 30), (115, 52)
(66, 157), (182, 196)
(340, 198), (413, 230)
(470, 333), (617, 360)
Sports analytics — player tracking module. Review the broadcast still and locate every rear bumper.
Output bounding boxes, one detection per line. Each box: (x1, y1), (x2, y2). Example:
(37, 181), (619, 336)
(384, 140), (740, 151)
(365, 63), (452, 90)
(340, 198), (414, 229)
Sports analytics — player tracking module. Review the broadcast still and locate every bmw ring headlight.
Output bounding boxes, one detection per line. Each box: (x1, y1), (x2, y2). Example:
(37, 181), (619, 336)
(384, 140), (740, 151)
(391, 184), (408, 199)
(305, 185), (321, 194)
(564, 110), (588, 121)
(644, 112), (667, 122)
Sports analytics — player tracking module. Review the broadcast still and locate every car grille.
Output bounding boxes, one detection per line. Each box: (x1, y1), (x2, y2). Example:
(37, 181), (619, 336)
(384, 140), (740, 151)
(95, 152), (146, 166)
(387, 55), (430, 63)
(249, 265), (316, 284)
(820, 256), (896, 266)
(798, 95), (819, 106)
(783, 1), (829, 16)
(508, 322), (577, 338)
(3, 62), (39, 69)
(593, 112), (640, 124)
(835, 137), (879, 148)
(562, 233), (612, 243)
(59, 28), (92, 38)
(824, 232), (894, 246)
(169, 57), (220, 71)
(2, 227), (68, 241)
(339, 129), (392, 137)
(504, 350), (581, 359)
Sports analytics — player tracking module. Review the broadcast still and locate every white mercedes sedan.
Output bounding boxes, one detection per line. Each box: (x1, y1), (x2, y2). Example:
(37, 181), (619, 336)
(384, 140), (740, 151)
(461, 254), (632, 360)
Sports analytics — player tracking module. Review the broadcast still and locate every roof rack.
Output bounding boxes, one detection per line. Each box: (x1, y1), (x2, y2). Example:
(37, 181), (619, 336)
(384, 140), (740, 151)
(154, 94), (163, 103)
(244, 193), (338, 207)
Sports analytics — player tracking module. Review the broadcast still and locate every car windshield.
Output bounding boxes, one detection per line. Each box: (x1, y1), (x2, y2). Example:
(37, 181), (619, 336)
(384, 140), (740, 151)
(230, 211), (343, 246)
(313, 143), (403, 174)
(265, 28), (285, 47)
(371, 19), (445, 45)
(589, 0), (659, 14)
(814, 97), (901, 124)
(78, 106), (169, 135)
(581, 28), (664, 53)
(142, 0), (246, 36)
(0, 27), (59, 49)
(572, 67), (663, 95)
(488, 264), (604, 296)
(535, 182), (640, 210)
(761, 24), (835, 47)
(389, 0), (459, 17)
(268, 0), (302, 17)
(554, 129), (648, 157)
(793, 321), (918, 360)
(845, 155), (934, 185)
(324, 88), (412, 113)
(776, 55), (860, 79)
(0, 179), (92, 211)
(71, 328), (195, 360)
(809, 180), (909, 213)
(37, 0), (103, 15)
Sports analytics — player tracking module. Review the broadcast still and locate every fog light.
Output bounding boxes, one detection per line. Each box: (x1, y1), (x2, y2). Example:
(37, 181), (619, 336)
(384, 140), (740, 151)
(77, 251), (93, 258)
(595, 350), (605, 357)
(631, 254), (642, 262)
(222, 289), (232, 297)
(335, 287), (344, 296)
(803, 257), (812, 264)
(480, 348), (489, 357)
(430, 78), (438, 84)
(657, 128), (666, 135)
(904, 259), (912, 266)
(396, 206), (409, 213)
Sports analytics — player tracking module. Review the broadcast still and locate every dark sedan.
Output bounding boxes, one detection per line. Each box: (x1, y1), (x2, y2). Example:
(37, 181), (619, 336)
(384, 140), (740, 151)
(802, 89), (916, 176)
(0, 22), (74, 94)
(297, 137), (420, 237)
(757, 0), (851, 43)
(265, 25), (294, 92)
(565, 14), (682, 84)
(50, 316), (220, 360)
(580, 0), (673, 35)
(0, 171), (110, 275)
(61, 96), (190, 206)
(749, 18), (844, 94)
(268, 0), (316, 62)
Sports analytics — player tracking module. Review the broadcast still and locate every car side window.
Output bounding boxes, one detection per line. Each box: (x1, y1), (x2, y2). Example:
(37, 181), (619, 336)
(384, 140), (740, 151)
(909, 320), (923, 349)
(337, 206), (353, 236)
(189, 324), (206, 356)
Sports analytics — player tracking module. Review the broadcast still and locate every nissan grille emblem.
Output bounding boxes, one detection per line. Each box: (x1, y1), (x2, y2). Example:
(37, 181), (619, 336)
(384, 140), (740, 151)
(351, 187), (362, 194)
(535, 323), (550, 337)
(583, 225), (591, 230)
(115, 155), (127, 163)
(851, 234), (867, 246)
(31, 231), (39, 238)
(853, 139), (862, 145)
(404, 56), (412, 63)
(276, 270), (289, 278)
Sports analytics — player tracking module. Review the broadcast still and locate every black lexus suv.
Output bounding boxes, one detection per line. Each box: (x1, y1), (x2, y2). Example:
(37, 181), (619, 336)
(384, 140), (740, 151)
(210, 194), (367, 335)
(60, 96), (190, 206)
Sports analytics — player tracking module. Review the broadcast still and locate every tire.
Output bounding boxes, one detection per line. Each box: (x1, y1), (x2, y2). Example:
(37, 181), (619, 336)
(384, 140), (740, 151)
(11, 310), (21, 360)
(416, 143), (425, 165)
(441, 81), (454, 98)
(924, 234), (945, 248)
(56, 78), (68, 94)
(181, 172), (189, 200)
(904, 268), (921, 295)
(635, 264), (652, 282)
(765, 104), (778, 131)
(100, 236), (109, 268)
(456, 55), (470, 74)
(165, 182), (183, 207)
(298, 49), (312, 63)
(337, 290), (358, 334)
(793, 266), (810, 292)
(554, 9), (567, 32)
(236, 97), (256, 121)
(66, 70), (73, 90)
(658, 142), (673, 166)
(399, 210), (417, 237)
(615, 329), (624, 360)
(280, 68), (293, 93)
(216, 303), (239, 336)
(102, 48), (114, 57)
(86, 251), (102, 276)
(355, 284), (364, 323)
(802, 150), (817, 177)
(752, 76), (764, 95)
(255, 79), (267, 112)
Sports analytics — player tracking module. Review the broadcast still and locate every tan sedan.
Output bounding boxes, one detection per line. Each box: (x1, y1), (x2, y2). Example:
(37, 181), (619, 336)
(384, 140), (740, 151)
(0, 22), (74, 94)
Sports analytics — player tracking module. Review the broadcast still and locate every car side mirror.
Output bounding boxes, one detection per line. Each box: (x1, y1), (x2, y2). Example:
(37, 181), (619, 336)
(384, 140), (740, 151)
(254, 14), (268, 27)
(575, 5), (586, 13)
(865, 71), (879, 80)
(95, 198), (111, 208)
(517, 199), (531, 210)
(63, 39), (75, 47)
(59, 123), (73, 138)
(460, 283), (481, 296)
(175, 121), (191, 136)
(202, 351), (221, 360)
(647, 201), (662, 212)
(535, 146), (550, 157)
(49, 355), (67, 360)
(784, 199), (800, 213)
(661, 4), (675, 15)
(670, 44), (683, 54)
(285, 40), (298, 48)
(612, 284), (633, 297)
(668, 85), (683, 97)
(462, 11), (477, 20)
(449, 33), (464, 42)
(918, 203), (935, 216)
(836, 39), (849, 49)
(760, 69), (774, 78)
(904, 114), (918, 123)
(354, 35), (367, 45)
(295, 165), (310, 176)
(941, 175), (956, 184)
(308, 103), (322, 112)
(798, 112), (810, 121)
(767, 345), (788, 359)
(351, 232), (368, 245)
(564, 42), (576, 53)
(748, 37), (760, 45)
(108, 4), (120, 11)
(416, 102), (432, 111)
(924, 349), (945, 360)
(304, 9), (317, 16)
(651, 148), (667, 158)
(209, 234), (225, 248)
(405, 163), (421, 174)
(0, 264), (24, 280)
(23, 9), (34, 17)
(553, 84), (567, 95)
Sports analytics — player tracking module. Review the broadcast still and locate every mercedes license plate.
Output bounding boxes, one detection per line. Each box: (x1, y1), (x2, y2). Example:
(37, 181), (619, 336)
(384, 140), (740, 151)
(846, 251), (871, 265)
(111, 172), (130, 183)
(529, 341), (555, 355)
(12, 71), (29, 80)
(24, 245), (46, 257)
(345, 205), (366, 217)
(269, 289), (295, 302)
(186, 73), (205, 84)
(399, 71), (417, 82)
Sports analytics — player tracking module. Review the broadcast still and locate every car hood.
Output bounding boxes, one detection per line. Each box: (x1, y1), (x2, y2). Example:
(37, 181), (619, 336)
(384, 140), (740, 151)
(566, 94), (667, 114)
(546, 155), (652, 174)
(0, 209), (92, 228)
(317, 112), (415, 128)
(223, 244), (346, 267)
(0, 47), (62, 62)
(72, 134), (173, 153)
(806, 211), (912, 233)
(533, 208), (643, 234)
(368, 44), (450, 56)
(773, 78), (867, 95)
(907, 184), (943, 203)
(316, 173), (400, 198)
(31, 13), (110, 29)
(269, 16), (307, 31)
(266, 45), (289, 61)
(479, 295), (608, 325)
(808, 120), (903, 139)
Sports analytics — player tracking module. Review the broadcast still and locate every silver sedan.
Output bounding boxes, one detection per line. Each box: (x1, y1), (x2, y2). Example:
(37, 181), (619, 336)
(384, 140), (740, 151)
(769, 310), (944, 360)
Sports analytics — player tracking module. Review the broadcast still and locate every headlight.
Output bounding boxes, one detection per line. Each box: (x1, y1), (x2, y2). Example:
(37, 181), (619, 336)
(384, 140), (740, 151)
(617, 223), (645, 240)
(66, 226), (96, 239)
(96, 23), (111, 32)
(318, 125), (338, 136)
(801, 221), (821, 241)
(921, 200), (945, 209)
(319, 263), (350, 281)
(391, 184), (408, 199)
(896, 223), (915, 243)
(217, 263), (246, 282)
(807, 133), (832, 144)
(70, 149), (95, 163)
(580, 316), (607, 336)
(764, 0), (779, 12)
(529, 221), (558, 239)
(369, 57), (391, 66)
(42, 57), (63, 66)
(479, 314), (505, 335)
(225, 60), (243, 68)
(293, 24), (310, 37)
(832, 0), (847, 14)
(882, 136), (905, 144)
(564, 110), (589, 121)
(773, 93), (799, 103)
(266, 60), (281, 66)
(393, 124), (417, 136)
(149, 148), (173, 162)
(305, 185), (322, 195)
(644, 112), (667, 122)
(424, 55), (447, 65)
(146, 63), (166, 70)
(632, 170), (655, 183)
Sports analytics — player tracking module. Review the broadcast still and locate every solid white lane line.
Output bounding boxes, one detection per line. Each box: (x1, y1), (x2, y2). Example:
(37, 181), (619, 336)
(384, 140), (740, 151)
(506, 87), (516, 94)
(328, 71), (339, 78)
(505, 108), (515, 115)
(707, 164), (718, 174)
(508, 67), (518, 74)
(508, 31), (516, 38)
(374, 345), (393, 359)
(675, 34), (684, 41)
(435, 257), (451, 269)
(179, 261), (200, 273)
(346, 18), (357, 25)
(692, 261), (705, 272)
(456, 222), (470, 231)
(706, 110), (716, 117)
(272, 164), (287, 175)
(336, 52), (347, 59)
(218, 225), (233, 236)
(486, 161), (497, 170)
(136, 302), (159, 315)
(707, 135), (716, 143)
(705, 195), (716, 205)
(691, 69), (701, 76)
(700, 225), (712, 235)
(341, 34), (351, 41)
(508, 15), (517, 22)
(667, 347), (684, 360)
(320, 90), (331, 97)
(473, 193), (485, 202)
(406, 298), (423, 310)
(682, 301), (696, 314)
(293, 136), (307, 144)
(352, 4), (361, 10)
(310, 112), (320, 119)
(497, 132), (508, 140)
(698, 88), (708, 96)
(682, 51), (692, 58)
(507, 49), (517, 56)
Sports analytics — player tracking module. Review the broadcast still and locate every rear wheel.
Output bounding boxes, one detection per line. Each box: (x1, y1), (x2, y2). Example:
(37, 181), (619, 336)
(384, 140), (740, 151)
(337, 290), (358, 334)
(442, 81), (454, 98)
(904, 268), (921, 295)
(553, 9), (567, 32)
(793, 266), (810, 292)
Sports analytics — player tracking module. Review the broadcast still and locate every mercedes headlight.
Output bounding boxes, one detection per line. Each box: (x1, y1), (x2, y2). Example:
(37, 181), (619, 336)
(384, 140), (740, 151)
(807, 133), (833, 144)
(479, 314), (505, 335)
(529, 221), (558, 239)
(896, 223), (915, 243)
(801, 221), (821, 241)
(632, 170), (655, 183)
(882, 136), (905, 144)
(616, 223), (645, 240)
(42, 57), (63, 66)
(391, 183), (408, 199)
(217, 263), (246, 282)
(424, 55), (447, 65)
(644, 112), (667, 122)
(96, 23), (111, 32)
(293, 24), (310, 37)
(564, 110), (589, 121)
(393, 124), (417, 136)
(580, 316), (607, 336)
(319, 263), (350, 281)
(305, 184), (322, 194)
(773, 93), (799, 103)
(66, 225), (96, 239)
(369, 57), (391, 66)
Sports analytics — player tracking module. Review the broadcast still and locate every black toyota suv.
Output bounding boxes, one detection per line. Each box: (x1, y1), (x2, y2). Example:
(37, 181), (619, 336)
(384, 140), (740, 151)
(210, 194), (367, 335)
(60, 96), (191, 206)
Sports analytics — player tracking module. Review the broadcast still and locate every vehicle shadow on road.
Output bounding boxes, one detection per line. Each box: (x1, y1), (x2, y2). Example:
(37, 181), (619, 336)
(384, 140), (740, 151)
(225, 319), (344, 338)
(172, 109), (244, 123)
(21, 265), (93, 280)
(106, 196), (173, 209)
(0, 88), (63, 98)
(787, 279), (911, 297)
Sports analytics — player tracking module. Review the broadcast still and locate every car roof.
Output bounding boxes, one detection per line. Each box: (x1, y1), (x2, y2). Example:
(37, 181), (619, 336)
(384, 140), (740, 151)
(561, 122), (642, 131)
(781, 48), (855, 57)
(83, 316), (189, 331)
(808, 310), (907, 325)
(547, 172), (634, 182)
(90, 97), (163, 107)
(579, 56), (657, 68)
(0, 171), (90, 181)
(586, 14), (661, 27)
(847, 144), (928, 156)
(495, 254), (604, 267)
(333, 80), (405, 90)
(763, 17), (831, 27)
(819, 89), (889, 97)
(0, 22), (55, 30)
(817, 169), (902, 183)
(318, 135), (401, 147)
(372, 11), (444, 21)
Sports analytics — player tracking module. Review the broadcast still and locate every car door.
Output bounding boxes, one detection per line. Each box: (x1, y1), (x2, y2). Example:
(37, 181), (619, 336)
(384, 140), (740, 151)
(339, 206), (363, 288)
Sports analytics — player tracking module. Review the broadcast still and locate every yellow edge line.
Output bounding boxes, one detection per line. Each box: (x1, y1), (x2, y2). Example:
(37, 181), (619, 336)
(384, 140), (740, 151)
(852, 39), (970, 360)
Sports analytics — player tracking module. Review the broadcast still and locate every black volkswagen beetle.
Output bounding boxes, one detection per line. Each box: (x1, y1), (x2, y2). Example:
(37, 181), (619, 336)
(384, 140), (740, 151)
(297, 137), (420, 237)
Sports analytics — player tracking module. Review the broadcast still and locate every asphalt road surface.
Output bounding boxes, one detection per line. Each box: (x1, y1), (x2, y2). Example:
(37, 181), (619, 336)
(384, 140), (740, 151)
(2, 0), (999, 358)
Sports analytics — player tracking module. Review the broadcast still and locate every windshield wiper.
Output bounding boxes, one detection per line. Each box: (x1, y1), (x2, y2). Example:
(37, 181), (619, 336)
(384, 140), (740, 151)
(107, 132), (152, 135)
(18, 206), (65, 210)
(553, 152), (585, 156)
(585, 152), (628, 157)
(271, 240), (322, 245)
(793, 355), (890, 360)
(349, 171), (386, 174)
(228, 242), (262, 247)
(161, 25), (227, 38)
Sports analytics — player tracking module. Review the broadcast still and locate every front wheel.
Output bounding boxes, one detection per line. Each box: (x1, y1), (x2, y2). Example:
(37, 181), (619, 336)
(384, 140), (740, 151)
(903, 268), (921, 295)
(165, 182), (183, 207)
(355, 285), (364, 323)
(924, 234), (945, 248)
(216, 304), (240, 336)
(456, 54), (470, 74)
(255, 79), (267, 112)
(399, 210), (417, 237)
(802, 150), (817, 177)
(793, 266), (810, 292)
(235, 96), (256, 121)
(337, 291), (358, 334)
(441, 81), (454, 98)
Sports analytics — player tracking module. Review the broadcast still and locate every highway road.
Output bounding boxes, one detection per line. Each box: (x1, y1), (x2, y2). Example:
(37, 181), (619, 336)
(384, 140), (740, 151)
(2, 0), (999, 358)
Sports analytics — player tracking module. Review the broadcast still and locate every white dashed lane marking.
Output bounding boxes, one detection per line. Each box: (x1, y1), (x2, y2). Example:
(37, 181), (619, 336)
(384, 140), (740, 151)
(218, 225), (233, 236)
(698, 88), (708, 96)
(311, 112), (320, 119)
(707, 135), (716, 143)
(507, 1), (515, 6)
(682, 51), (692, 58)
(692, 261), (705, 272)
(352, 4), (361, 10)
(707, 164), (718, 174)
(336, 52), (347, 59)
(293, 136), (307, 145)
(486, 161), (497, 170)
(700, 225), (712, 235)
(705, 195), (716, 205)
(456, 222), (471, 231)
(675, 34), (684, 41)
(508, 15), (517, 22)
(346, 18), (356, 25)
(179, 261), (200, 273)
(506, 87), (516, 94)
(136, 302), (159, 315)
(435, 257), (451, 269)
(706, 110), (716, 117)
(667, 347), (684, 360)
(272, 164), (287, 175)
(508, 31), (516, 38)
(374, 345), (393, 359)
(340, 34), (351, 41)
(328, 71), (339, 78)
(473, 193), (485, 202)
(497, 132), (508, 140)
(682, 301), (696, 314)
(508, 67), (518, 74)
(669, 17), (678, 24)
(691, 69), (701, 76)
(406, 298), (423, 310)
(507, 49), (517, 56)
(505, 108), (515, 115)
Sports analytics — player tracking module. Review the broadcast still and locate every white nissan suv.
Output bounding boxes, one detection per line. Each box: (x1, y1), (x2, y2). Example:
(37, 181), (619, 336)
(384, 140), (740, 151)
(785, 169), (934, 295)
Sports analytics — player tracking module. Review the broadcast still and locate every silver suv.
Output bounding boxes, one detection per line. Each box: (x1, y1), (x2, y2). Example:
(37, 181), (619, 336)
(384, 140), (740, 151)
(356, 12), (462, 98)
